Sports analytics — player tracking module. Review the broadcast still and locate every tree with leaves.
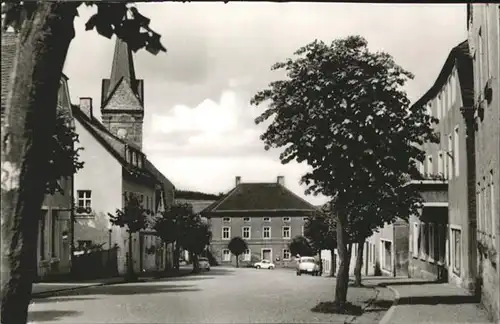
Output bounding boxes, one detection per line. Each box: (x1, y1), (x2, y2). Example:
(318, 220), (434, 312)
(109, 193), (146, 282)
(153, 202), (211, 273)
(180, 217), (211, 273)
(251, 36), (438, 310)
(227, 236), (248, 268)
(288, 235), (314, 258)
(0, 3), (165, 322)
(304, 211), (337, 276)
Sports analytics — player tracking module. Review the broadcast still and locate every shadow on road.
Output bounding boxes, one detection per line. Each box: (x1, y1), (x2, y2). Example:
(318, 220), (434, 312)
(397, 294), (480, 305)
(311, 301), (363, 315)
(28, 310), (81, 322)
(34, 283), (201, 299)
(31, 297), (97, 304)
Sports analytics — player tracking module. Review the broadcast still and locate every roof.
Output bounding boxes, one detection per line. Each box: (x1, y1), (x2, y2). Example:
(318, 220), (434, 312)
(411, 40), (474, 110)
(101, 37), (144, 109)
(72, 105), (173, 190)
(201, 182), (317, 215)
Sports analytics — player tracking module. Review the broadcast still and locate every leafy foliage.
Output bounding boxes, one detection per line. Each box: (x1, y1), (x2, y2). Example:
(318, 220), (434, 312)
(251, 35), (439, 234)
(227, 236), (248, 257)
(304, 209), (337, 253)
(288, 235), (314, 257)
(2, 2), (166, 55)
(175, 190), (223, 201)
(108, 193), (146, 234)
(153, 202), (211, 255)
(45, 109), (84, 195)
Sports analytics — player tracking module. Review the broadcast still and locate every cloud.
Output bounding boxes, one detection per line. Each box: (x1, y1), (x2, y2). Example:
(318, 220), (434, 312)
(64, 3), (467, 204)
(151, 90), (240, 135)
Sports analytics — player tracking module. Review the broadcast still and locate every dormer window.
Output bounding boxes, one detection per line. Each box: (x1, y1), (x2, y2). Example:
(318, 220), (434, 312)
(132, 151), (137, 166)
(125, 146), (144, 169)
(138, 155), (143, 168)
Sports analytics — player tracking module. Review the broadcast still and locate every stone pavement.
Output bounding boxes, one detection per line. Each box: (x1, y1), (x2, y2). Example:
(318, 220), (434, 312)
(360, 276), (493, 324)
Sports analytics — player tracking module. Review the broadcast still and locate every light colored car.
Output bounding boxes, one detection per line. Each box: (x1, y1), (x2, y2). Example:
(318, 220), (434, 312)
(198, 257), (210, 271)
(254, 259), (275, 269)
(296, 256), (321, 276)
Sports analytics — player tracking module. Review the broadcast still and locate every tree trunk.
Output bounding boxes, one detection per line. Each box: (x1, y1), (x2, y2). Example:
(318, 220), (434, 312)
(353, 238), (365, 286)
(173, 241), (180, 271)
(126, 231), (136, 281)
(190, 252), (200, 273)
(1, 4), (78, 323)
(334, 214), (351, 308)
(330, 249), (336, 277)
(235, 254), (239, 268)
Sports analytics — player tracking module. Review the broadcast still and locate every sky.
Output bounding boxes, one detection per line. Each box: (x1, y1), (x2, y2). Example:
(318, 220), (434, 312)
(64, 3), (467, 206)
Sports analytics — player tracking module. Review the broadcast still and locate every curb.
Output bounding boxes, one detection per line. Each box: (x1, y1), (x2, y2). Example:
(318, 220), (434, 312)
(345, 286), (380, 324)
(31, 279), (127, 299)
(378, 285), (400, 324)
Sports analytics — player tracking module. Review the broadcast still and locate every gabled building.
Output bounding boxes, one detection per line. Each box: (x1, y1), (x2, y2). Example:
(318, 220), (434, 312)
(467, 4), (500, 321)
(201, 176), (317, 267)
(73, 37), (175, 276)
(1, 31), (74, 280)
(408, 40), (475, 287)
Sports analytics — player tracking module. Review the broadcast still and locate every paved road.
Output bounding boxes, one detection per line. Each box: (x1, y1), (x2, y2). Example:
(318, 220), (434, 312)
(28, 267), (380, 324)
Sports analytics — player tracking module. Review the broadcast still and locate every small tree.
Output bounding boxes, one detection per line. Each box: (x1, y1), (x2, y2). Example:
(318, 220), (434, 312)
(153, 211), (179, 273)
(251, 36), (437, 309)
(304, 211), (338, 276)
(288, 236), (314, 258)
(227, 237), (248, 268)
(180, 218), (211, 273)
(109, 193), (146, 281)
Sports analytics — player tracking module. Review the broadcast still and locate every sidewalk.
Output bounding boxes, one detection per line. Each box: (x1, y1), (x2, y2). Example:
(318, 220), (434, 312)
(365, 277), (493, 324)
(31, 266), (194, 298)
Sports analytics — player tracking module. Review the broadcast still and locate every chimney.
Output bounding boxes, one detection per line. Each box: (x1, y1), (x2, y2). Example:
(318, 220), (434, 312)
(277, 176), (285, 186)
(235, 176), (241, 186)
(79, 97), (93, 119)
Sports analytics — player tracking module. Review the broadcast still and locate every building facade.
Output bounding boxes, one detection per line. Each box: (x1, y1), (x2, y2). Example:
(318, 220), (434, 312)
(202, 176), (317, 267)
(467, 4), (500, 321)
(366, 218), (409, 278)
(73, 37), (175, 276)
(408, 41), (475, 286)
(1, 32), (75, 280)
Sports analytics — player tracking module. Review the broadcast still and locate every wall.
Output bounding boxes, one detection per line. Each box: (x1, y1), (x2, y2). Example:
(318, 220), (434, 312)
(209, 214), (307, 267)
(408, 207), (448, 281)
(469, 4), (500, 321)
(122, 177), (156, 274)
(37, 209), (72, 279)
(73, 118), (124, 271)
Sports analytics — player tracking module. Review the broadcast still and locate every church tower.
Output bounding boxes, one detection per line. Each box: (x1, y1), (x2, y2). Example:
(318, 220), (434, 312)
(101, 37), (145, 149)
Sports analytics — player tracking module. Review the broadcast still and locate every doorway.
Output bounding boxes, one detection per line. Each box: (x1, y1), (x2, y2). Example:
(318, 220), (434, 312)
(261, 248), (272, 261)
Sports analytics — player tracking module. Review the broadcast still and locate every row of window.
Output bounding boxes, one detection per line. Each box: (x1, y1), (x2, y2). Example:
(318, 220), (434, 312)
(424, 70), (457, 121)
(125, 146), (144, 169)
(222, 226), (304, 240)
(418, 126), (460, 179)
(123, 191), (155, 212)
(221, 248), (292, 261)
(76, 190), (156, 214)
(222, 216), (308, 223)
(477, 170), (496, 248)
(410, 221), (461, 275)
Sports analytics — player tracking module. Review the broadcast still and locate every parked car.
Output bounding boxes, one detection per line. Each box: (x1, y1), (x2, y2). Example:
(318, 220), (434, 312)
(198, 257), (210, 271)
(254, 259), (275, 269)
(296, 256), (320, 276)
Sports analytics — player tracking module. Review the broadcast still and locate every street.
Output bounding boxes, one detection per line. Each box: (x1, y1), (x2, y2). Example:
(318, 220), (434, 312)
(28, 267), (380, 324)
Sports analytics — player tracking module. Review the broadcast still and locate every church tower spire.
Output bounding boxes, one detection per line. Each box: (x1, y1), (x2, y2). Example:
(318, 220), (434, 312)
(101, 36), (145, 149)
